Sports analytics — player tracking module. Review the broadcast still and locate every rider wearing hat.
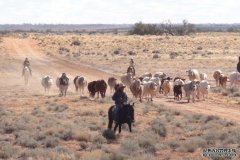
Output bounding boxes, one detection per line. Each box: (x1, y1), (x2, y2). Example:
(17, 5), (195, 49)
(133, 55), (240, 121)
(112, 83), (128, 120)
(129, 57), (134, 67)
(22, 57), (32, 75)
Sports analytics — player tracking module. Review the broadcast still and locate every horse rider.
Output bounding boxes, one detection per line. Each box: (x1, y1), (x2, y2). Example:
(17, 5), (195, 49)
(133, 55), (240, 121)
(237, 56), (240, 73)
(112, 83), (128, 121)
(129, 57), (134, 67)
(22, 57), (32, 75)
(60, 73), (69, 85)
(127, 58), (136, 76)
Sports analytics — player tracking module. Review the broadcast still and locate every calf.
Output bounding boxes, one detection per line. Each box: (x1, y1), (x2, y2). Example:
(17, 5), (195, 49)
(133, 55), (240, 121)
(173, 79), (185, 101)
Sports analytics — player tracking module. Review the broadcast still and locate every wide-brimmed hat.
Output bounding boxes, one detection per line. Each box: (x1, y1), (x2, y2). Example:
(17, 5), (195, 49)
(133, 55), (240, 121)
(118, 83), (126, 89)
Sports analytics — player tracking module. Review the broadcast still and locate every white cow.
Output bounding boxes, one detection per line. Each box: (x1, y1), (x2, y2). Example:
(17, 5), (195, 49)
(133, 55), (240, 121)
(186, 69), (200, 81)
(153, 72), (167, 79)
(200, 73), (208, 81)
(183, 80), (199, 103)
(149, 77), (161, 96)
(197, 80), (210, 100)
(74, 76), (87, 97)
(141, 72), (152, 78)
(142, 81), (158, 102)
(229, 72), (240, 87)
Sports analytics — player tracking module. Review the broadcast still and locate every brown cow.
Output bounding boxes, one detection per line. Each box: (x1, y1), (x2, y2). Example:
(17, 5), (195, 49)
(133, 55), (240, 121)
(88, 80), (107, 98)
(130, 79), (142, 102)
(219, 74), (227, 88)
(108, 77), (117, 93)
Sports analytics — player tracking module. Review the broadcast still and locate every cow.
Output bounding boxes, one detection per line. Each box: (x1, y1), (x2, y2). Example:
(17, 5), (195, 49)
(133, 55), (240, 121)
(183, 80), (199, 103)
(173, 79), (185, 101)
(142, 81), (158, 102)
(130, 79), (142, 102)
(229, 72), (240, 87)
(108, 77), (118, 93)
(56, 74), (69, 97)
(88, 80), (107, 98)
(200, 73), (208, 81)
(186, 69), (200, 81)
(121, 73), (133, 89)
(74, 76), (87, 97)
(213, 70), (223, 87)
(219, 74), (228, 88)
(162, 80), (171, 97)
(41, 75), (53, 95)
(197, 80), (210, 101)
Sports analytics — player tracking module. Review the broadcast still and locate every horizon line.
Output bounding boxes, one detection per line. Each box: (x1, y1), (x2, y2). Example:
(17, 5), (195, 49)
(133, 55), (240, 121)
(1, 23), (240, 25)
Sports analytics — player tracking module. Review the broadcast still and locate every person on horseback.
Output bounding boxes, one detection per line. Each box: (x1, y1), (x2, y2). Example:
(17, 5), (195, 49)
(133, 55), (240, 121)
(127, 58), (136, 76)
(237, 56), (240, 73)
(22, 57), (32, 75)
(112, 83), (128, 121)
(129, 57), (134, 67)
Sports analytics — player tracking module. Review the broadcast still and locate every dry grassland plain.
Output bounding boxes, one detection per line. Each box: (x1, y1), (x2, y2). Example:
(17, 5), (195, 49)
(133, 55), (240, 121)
(0, 32), (239, 160)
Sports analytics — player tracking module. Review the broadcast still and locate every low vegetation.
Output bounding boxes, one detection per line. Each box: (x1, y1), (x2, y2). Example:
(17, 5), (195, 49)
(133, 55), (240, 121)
(129, 20), (195, 36)
(0, 92), (239, 160)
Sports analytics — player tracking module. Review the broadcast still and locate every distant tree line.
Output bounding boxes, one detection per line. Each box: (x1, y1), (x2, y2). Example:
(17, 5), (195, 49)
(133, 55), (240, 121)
(129, 20), (195, 36)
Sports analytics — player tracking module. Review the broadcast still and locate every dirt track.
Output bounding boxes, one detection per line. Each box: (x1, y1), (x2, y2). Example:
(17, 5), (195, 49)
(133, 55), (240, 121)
(0, 37), (240, 123)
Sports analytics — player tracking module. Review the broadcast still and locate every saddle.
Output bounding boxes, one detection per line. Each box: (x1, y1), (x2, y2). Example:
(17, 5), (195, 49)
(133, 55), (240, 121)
(112, 103), (129, 121)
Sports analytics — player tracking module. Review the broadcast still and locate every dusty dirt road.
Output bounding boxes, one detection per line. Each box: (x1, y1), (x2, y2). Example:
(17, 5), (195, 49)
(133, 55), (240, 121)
(0, 37), (239, 123)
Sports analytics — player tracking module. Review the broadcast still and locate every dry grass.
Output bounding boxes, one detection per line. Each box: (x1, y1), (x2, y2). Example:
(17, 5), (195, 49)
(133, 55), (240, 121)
(0, 32), (240, 159)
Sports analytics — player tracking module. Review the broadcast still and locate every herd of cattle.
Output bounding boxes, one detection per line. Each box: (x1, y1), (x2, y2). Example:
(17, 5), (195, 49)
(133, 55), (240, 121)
(40, 69), (240, 103)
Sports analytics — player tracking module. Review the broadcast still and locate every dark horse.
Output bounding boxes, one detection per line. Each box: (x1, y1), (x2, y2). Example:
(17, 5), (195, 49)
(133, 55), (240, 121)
(127, 66), (135, 77)
(108, 103), (135, 133)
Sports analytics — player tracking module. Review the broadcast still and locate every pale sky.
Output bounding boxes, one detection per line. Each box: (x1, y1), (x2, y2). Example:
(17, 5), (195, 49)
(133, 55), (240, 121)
(0, 0), (239, 24)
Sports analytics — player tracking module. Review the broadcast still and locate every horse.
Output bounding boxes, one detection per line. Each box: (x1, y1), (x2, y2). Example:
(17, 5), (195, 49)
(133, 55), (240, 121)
(22, 66), (31, 85)
(108, 103), (135, 133)
(127, 66), (135, 77)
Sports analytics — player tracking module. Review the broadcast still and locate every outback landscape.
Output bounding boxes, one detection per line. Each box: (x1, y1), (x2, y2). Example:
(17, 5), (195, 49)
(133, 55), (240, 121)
(0, 31), (240, 160)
